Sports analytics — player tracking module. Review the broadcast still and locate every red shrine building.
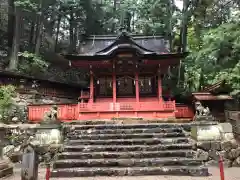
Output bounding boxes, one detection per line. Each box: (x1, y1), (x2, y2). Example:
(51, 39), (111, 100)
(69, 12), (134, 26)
(28, 32), (194, 121)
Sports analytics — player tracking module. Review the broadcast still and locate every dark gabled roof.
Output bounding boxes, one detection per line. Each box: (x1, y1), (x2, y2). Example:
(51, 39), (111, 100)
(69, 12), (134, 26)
(191, 80), (233, 101)
(192, 92), (232, 101)
(202, 80), (226, 92)
(64, 32), (188, 60)
(95, 32), (156, 55)
(79, 32), (170, 55)
(64, 52), (188, 61)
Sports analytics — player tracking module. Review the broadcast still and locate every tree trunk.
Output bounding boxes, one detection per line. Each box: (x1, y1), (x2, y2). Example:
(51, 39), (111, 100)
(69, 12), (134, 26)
(132, 12), (135, 32)
(8, 5), (20, 70)
(69, 10), (76, 53)
(111, 0), (117, 33)
(54, 15), (61, 52)
(29, 21), (35, 52)
(125, 11), (132, 32)
(35, 0), (43, 55)
(167, 0), (174, 52)
(7, 0), (15, 49)
(35, 22), (43, 55)
(180, 0), (189, 52)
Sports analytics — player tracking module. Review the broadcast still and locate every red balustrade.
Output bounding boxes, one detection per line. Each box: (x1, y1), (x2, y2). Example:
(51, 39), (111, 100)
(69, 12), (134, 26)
(28, 105), (51, 122)
(28, 104), (77, 122)
(78, 101), (176, 112)
(28, 101), (192, 122)
(175, 105), (194, 118)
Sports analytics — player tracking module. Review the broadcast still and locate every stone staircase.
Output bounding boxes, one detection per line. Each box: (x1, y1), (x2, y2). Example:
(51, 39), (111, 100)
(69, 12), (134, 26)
(51, 122), (208, 177)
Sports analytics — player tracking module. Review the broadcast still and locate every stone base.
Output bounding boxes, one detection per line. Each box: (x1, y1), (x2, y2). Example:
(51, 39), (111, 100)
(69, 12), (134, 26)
(191, 124), (221, 141)
(0, 160), (13, 178)
(193, 116), (215, 122)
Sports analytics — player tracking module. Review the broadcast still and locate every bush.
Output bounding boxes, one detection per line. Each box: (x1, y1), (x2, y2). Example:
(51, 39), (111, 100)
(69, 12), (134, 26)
(0, 85), (17, 123)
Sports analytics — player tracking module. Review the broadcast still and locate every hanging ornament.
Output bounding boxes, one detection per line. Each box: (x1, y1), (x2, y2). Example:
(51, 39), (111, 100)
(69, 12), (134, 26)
(133, 80), (135, 85)
(109, 82), (112, 88)
(124, 78), (127, 84)
(118, 80), (120, 86)
(168, 66), (174, 79)
(140, 80), (143, 87)
(97, 80), (99, 84)
(31, 80), (39, 88)
(148, 79), (151, 86)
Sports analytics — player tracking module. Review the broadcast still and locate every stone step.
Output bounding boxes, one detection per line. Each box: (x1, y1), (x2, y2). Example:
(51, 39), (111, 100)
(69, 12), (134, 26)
(66, 137), (189, 146)
(0, 167), (13, 178)
(51, 166), (208, 177)
(67, 123), (188, 130)
(64, 143), (193, 152)
(66, 132), (185, 140)
(58, 150), (195, 160)
(64, 119), (192, 125)
(53, 157), (203, 169)
(68, 127), (183, 135)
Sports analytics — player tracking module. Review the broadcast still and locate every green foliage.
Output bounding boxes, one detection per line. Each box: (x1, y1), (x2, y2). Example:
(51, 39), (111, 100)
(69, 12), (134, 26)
(0, 85), (16, 123)
(15, 0), (38, 11)
(18, 51), (49, 75)
(184, 22), (240, 95)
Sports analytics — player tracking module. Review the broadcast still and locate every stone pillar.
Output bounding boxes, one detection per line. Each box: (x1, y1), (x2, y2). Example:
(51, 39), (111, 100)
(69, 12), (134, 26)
(89, 71), (94, 103)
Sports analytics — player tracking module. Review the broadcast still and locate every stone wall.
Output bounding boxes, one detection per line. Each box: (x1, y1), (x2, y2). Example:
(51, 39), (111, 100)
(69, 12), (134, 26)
(1, 123), (62, 164)
(192, 122), (240, 167)
(15, 93), (77, 105)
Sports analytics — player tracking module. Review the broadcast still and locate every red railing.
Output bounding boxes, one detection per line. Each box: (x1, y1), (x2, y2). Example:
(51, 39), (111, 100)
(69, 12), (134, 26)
(28, 101), (177, 121)
(78, 101), (176, 112)
(28, 104), (77, 122)
(175, 105), (194, 118)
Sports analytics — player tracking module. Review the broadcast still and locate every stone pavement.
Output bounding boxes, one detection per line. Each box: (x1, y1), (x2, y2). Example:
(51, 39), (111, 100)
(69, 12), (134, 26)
(5, 166), (240, 180)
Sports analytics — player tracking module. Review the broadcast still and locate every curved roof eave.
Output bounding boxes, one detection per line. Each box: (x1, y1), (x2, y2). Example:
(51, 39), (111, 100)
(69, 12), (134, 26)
(95, 32), (156, 55)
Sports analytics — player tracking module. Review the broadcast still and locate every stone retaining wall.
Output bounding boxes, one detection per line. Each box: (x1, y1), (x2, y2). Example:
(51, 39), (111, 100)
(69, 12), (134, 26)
(191, 122), (240, 167)
(1, 123), (62, 163)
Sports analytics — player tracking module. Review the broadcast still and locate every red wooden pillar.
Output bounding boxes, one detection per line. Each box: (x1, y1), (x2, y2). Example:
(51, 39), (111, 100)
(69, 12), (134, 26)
(135, 72), (140, 104)
(158, 74), (162, 102)
(89, 70), (94, 103)
(112, 67), (117, 103)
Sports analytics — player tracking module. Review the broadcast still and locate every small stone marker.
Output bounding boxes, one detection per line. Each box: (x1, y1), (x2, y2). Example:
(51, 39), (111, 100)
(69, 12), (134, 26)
(21, 144), (38, 180)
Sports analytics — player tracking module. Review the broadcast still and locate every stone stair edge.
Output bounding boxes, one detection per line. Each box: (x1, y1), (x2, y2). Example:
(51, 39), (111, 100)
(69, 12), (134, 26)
(59, 149), (195, 155)
(54, 157), (203, 162)
(66, 137), (189, 142)
(63, 118), (192, 124)
(63, 122), (192, 127)
(50, 165), (208, 177)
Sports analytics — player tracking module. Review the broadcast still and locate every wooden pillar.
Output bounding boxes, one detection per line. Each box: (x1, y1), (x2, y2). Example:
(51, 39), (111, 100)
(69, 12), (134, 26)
(89, 70), (94, 103)
(112, 65), (117, 103)
(158, 74), (162, 102)
(135, 72), (139, 104)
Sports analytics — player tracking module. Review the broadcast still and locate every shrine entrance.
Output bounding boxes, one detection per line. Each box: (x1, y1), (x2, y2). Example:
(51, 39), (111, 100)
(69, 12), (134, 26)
(66, 32), (188, 120)
(97, 75), (156, 98)
(27, 32), (195, 122)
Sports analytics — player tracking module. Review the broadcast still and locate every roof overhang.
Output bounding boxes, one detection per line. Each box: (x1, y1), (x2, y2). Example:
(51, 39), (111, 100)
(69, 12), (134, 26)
(192, 92), (233, 101)
(64, 52), (188, 61)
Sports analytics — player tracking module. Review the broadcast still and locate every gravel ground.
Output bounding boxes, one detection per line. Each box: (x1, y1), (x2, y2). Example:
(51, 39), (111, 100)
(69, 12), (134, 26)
(5, 166), (240, 180)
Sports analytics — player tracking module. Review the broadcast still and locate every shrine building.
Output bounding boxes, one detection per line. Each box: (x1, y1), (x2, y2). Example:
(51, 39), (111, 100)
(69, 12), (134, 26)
(28, 32), (194, 121)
